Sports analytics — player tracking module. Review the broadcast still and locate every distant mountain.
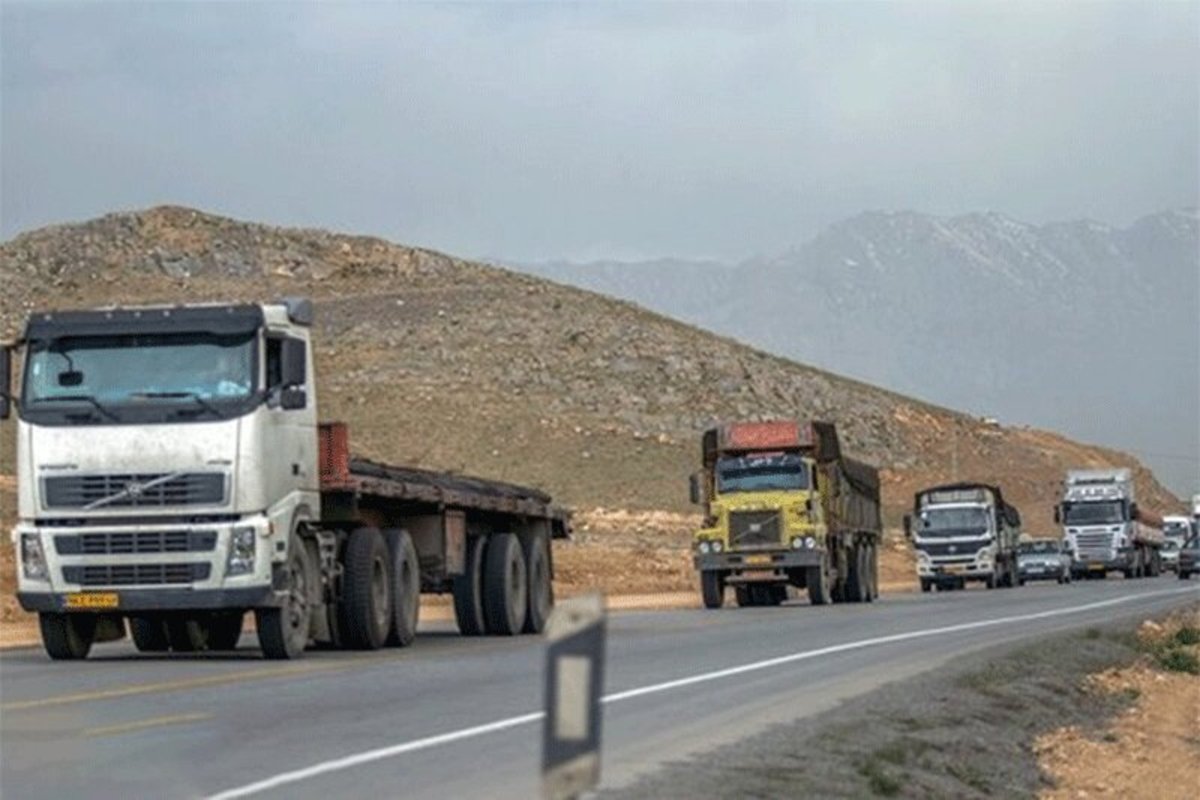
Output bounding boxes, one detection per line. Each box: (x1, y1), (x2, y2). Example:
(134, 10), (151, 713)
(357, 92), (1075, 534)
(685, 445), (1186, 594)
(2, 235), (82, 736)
(517, 209), (1200, 497)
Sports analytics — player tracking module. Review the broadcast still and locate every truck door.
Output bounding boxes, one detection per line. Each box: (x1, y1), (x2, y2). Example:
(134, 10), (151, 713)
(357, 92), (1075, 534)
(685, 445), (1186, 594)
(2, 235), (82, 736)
(264, 333), (318, 501)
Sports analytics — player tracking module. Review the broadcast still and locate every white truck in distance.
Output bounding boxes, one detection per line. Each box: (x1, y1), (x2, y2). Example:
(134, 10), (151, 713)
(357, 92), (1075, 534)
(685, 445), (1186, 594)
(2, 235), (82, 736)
(3, 299), (569, 661)
(1056, 469), (1162, 580)
(1192, 493), (1200, 537)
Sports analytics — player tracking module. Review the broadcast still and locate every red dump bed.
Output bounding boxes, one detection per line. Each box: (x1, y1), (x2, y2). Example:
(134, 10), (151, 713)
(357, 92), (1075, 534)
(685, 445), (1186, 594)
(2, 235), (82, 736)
(319, 422), (569, 532)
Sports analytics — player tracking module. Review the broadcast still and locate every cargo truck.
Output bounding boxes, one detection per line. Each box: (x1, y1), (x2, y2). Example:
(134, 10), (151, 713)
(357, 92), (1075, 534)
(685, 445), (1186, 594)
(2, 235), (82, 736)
(1055, 469), (1162, 580)
(1192, 493), (1200, 537)
(903, 483), (1022, 591)
(3, 299), (569, 660)
(689, 420), (882, 608)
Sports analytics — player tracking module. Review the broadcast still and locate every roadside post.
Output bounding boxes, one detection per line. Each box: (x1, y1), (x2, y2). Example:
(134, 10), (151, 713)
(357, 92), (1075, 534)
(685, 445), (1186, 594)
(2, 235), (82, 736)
(542, 592), (606, 800)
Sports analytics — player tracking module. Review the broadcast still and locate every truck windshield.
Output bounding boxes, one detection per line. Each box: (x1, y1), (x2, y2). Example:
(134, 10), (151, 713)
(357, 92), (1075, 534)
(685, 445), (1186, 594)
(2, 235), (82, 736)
(918, 507), (989, 536)
(23, 333), (257, 411)
(1164, 521), (1190, 538)
(716, 454), (808, 493)
(1062, 501), (1125, 526)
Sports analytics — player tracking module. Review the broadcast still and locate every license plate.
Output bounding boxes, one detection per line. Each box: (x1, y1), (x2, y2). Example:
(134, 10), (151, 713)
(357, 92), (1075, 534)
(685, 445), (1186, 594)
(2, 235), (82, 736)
(1088, 564), (1106, 572)
(943, 565), (966, 574)
(745, 554), (772, 566)
(65, 592), (119, 609)
(1028, 567), (1045, 573)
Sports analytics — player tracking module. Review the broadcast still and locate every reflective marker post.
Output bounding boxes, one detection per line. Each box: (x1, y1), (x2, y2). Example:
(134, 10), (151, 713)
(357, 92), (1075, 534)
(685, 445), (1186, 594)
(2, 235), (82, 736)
(542, 592), (606, 800)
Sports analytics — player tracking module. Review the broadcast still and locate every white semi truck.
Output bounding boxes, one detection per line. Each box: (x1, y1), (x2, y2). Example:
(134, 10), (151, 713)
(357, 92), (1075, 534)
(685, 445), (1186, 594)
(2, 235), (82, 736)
(3, 299), (569, 660)
(1056, 468), (1162, 580)
(1192, 493), (1200, 537)
(904, 482), (1022, 592)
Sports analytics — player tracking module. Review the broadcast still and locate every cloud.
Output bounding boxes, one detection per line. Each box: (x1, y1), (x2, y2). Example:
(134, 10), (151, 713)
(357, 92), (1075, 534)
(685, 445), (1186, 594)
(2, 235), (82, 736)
(2, 1), (1196, 260)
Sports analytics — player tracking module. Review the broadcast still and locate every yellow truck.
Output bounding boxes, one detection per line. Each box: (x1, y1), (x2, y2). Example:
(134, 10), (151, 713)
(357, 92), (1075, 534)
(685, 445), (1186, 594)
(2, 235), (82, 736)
(689, 420), (882, 608)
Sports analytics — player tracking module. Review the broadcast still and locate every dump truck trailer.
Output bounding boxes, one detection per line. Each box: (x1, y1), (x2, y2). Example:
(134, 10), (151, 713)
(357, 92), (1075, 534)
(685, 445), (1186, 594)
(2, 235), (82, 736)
(4, 299), (568, 660)
(689, 420), (882, 608)
(904, 482), (1022, 591)
(1056, 468), (1162, 580)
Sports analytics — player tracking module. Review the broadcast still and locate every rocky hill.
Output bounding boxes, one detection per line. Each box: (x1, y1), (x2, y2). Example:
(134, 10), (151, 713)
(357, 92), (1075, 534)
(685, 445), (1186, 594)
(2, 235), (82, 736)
(521, 209), (1200, 496)
(0, 206), (1185, 525)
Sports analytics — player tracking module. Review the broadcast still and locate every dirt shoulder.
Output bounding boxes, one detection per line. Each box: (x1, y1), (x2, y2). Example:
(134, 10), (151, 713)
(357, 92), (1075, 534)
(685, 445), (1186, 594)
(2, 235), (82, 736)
(606, 605), (1200, 800)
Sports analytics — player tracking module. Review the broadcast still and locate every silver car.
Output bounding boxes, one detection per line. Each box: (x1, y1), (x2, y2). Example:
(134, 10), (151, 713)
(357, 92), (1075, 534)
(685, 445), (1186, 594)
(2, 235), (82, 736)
(1017, 538), (1072, 584)
(1160, 539), (1181, 572)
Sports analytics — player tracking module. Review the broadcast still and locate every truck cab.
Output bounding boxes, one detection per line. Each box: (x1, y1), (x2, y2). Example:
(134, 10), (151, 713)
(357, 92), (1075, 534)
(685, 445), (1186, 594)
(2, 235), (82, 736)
(6, 301), (318, 652)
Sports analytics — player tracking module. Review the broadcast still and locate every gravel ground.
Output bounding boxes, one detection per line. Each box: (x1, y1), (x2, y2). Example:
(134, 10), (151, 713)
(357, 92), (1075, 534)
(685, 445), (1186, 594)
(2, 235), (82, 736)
(605, 623), (1150, 799)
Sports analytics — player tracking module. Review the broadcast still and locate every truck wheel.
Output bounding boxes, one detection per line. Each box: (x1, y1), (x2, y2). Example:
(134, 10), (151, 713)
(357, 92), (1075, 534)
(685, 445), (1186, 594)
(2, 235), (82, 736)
(807, 553), (832, 606)
(205, 612), (244, 651)
(522, 533), (553, 634)
(700, 571), (725, 609)
(39, 613), (96, 660)
(166, 619), (208, 652)
(920, 579), (932, 593)
(849, 544), (871, 602)
(866, 544), (879, 602)
(483, 533), (528, 635)
(1180, 570), (1191, 580)
(130, 616), (170, 652)
(453, 536), (488, 636)
(339, 527), (392, 650)
(383, 529), (421, 647)
(257, 532), (313, 660)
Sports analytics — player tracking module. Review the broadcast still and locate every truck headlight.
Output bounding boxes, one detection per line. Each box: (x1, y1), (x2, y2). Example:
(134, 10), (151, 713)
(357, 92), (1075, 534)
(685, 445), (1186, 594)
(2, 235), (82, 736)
(226, 526), (257, 576)
(711, 540), (723, 553)
(20, 533), (48, 581)
(697, 540), (712, 554)
(791, 536), (804, 550)
(804, 536), (816, 549)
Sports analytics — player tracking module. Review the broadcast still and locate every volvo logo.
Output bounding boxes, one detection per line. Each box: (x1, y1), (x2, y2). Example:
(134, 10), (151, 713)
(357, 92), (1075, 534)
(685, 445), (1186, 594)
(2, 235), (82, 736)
(948, 545), (958, 554)
(124, 481), (146, 498)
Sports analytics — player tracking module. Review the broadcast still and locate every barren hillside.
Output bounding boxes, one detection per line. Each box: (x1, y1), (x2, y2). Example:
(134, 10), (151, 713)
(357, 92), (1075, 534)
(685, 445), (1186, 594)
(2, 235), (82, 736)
(0, 206), (1184, 526)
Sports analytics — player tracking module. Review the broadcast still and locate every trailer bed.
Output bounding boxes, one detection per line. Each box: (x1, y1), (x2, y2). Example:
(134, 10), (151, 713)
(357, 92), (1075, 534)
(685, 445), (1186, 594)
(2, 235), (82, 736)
(318, 422), (569, 534)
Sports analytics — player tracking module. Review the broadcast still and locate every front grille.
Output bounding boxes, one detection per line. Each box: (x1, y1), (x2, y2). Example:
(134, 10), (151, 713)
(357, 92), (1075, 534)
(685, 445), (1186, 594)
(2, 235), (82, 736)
(1074, 532), (1114, 559)
(729, 511), (783, 547)
(917, 539), (989, 558)
(54, 530), (217, 556)
(62, 563), (211, 587)
(44, 473), (226, 509)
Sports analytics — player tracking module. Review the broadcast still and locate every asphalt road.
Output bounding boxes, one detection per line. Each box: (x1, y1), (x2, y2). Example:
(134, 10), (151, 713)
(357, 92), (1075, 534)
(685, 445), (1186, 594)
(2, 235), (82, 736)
(2, 577), (1197, 800)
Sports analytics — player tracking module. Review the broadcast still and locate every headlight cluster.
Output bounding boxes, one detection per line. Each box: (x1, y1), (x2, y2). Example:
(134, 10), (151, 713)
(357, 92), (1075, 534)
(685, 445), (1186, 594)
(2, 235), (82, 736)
(789, 536), (817, 550)
(696, 539), (724, 554)
(20, 533), (48, 581)
(226, 526), (257, 576)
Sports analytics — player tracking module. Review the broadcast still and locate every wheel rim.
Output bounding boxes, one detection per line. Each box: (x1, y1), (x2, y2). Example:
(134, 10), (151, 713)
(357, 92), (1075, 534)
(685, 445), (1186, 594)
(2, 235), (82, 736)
(287, 554), (309, 635)
(372, 557), (389, 631)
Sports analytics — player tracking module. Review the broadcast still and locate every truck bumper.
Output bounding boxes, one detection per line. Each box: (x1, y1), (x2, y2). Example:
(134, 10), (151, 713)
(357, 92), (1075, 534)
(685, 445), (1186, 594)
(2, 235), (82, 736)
(17, 585), (279, 613)
(694, 549), (821, 572)
(918, 564), (993, 582)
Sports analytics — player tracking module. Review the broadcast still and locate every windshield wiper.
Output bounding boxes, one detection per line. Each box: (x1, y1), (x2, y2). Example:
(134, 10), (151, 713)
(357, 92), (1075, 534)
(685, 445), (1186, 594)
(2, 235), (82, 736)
(33, 394), (121, 422)
(130, 391), (222, 417)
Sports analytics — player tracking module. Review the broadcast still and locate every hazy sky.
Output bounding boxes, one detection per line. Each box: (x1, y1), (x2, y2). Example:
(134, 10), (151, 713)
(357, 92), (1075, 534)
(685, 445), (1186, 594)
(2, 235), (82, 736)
(2, 1), (1197, 261)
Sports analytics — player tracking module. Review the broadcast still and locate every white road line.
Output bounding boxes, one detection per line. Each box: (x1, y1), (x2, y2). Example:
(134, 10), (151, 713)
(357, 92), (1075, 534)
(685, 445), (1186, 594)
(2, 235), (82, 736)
(207, 585), (1198, 799)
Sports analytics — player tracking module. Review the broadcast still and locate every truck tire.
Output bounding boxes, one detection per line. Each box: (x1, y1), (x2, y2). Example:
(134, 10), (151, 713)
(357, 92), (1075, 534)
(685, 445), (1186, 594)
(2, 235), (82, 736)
(1180, 570), (1191, 580)
(700, 571), (725, 609)
(845, 544), (869, 603)
(807, 553), (832, 606)
(339, 527), (393, 650)
(483, 533), (528, 636)
(522, 533), (553, 634)
(921, 578), (932, 593)
(166, 619), (208, 652)
(257, 531), (313, 660)
(130, 616), (170, 652)
(383, 529), (421, 647)
(453, 536), (488, 636)
(205, 612), (244, 651)
(867, 543), (880, 601)
(39, 613), (96, 660)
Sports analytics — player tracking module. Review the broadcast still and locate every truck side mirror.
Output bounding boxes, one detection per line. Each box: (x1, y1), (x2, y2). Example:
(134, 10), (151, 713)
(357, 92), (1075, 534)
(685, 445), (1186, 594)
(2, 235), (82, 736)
(0, 345), (10, 420)
(280, 388), (307, 410)
(1129, 502), (1139, 520)
(688, 474), (701, 505)
(1053, 506), (1060, 524)
(902, 514), (912, 539)
(281, 338), (307, 387)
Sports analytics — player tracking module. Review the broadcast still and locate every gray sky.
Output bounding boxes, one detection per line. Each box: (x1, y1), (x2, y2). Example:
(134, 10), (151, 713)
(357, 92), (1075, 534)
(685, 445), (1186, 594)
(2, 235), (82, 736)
(2, 1), (1197, 261)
